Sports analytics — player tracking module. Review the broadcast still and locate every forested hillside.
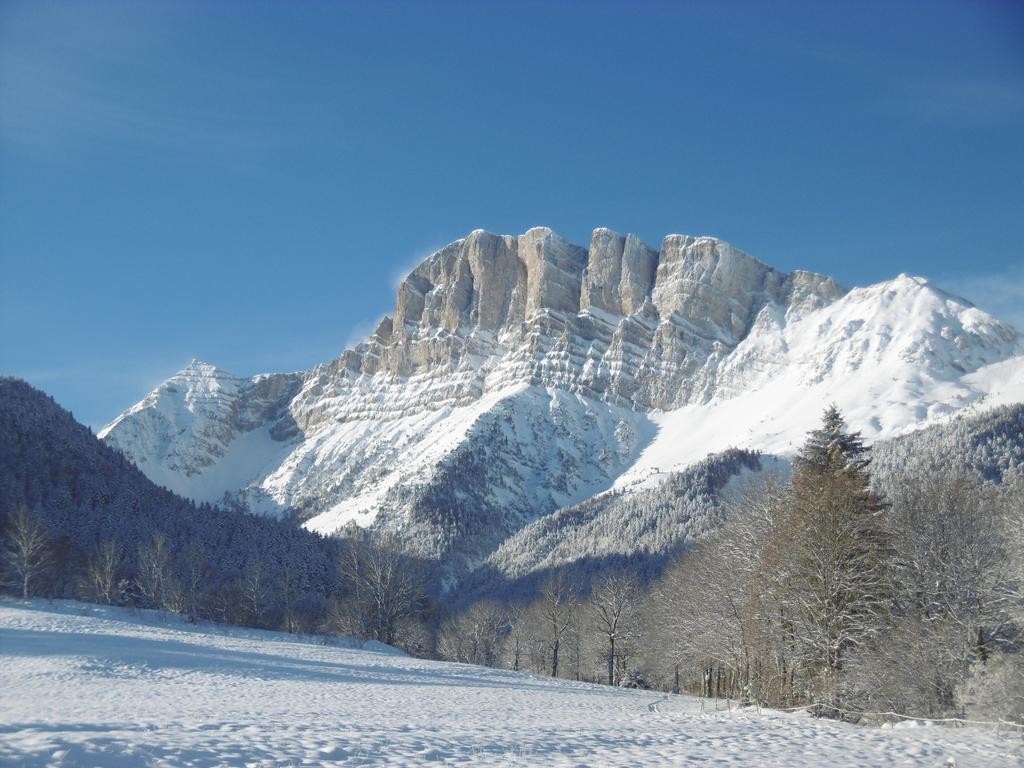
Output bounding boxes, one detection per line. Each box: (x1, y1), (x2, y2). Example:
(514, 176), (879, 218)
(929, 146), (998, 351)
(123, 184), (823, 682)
(460, 450), (769, 603)
(0, 377), (344, 626)
(0, 378), (440, 649)
(872, 402), (1024, 486)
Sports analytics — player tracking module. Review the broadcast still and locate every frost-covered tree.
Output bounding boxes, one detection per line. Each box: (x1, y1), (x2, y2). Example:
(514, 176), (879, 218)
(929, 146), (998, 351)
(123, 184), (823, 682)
(646, 477), (792, 704)
(242, 559), (271, 628)
(181, 543), (210, 623)
(893, 470), (1009, 657)
(793, 404), (871, 474)
(958, 651), (1024, 726)
(588, 573), (640, 686)
(279, 562), (298, 634)
(335, 531), (426, 649)
(843, 465), (1020, 718)
(644, 410), (892, 711)
(619, 668), (652, 689)
(81, 540), (121, 605)
(2, 506), (51, 600)
(137, 532), (184, 612)
(997, 468), (1024, 628)
(536, 571), (579, 678)
(437, 601), (510, 667)
(504, 603), (528, 672)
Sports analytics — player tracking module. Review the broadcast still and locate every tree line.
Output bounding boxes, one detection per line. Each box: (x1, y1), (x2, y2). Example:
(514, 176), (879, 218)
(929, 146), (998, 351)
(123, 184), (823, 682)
(1, 506), (438, 652)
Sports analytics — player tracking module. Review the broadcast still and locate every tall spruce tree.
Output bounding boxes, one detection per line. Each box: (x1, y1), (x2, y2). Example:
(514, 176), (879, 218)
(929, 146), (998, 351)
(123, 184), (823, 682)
(793, 404), (871, 473)
(782, 406), (891, 712)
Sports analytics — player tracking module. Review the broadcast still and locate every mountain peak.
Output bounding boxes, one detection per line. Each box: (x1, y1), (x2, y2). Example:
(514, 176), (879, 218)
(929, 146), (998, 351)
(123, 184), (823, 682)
(181, 359), (225, 376)
(384, 227), (841, 346)
(856, 274), (982, 312)
(99, 229), (1024, 568)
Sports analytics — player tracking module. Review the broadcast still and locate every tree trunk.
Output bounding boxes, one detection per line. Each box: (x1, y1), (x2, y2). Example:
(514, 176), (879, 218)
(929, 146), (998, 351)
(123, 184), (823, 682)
(607, 638), (615, 686)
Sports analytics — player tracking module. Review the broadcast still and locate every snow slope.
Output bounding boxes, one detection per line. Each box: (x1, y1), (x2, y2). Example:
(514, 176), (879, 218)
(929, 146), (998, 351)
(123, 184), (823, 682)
(613, 275), (1024, 486)
(2, 600), (1021, 767)
(96, 362), (303, 514)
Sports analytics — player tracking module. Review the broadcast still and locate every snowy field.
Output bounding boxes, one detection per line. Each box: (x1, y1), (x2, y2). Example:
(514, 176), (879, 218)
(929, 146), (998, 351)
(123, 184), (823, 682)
(1, 601), (1022, 767)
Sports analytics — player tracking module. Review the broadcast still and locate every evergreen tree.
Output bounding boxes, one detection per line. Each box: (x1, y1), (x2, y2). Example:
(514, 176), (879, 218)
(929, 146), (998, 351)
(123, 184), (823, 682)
(781, 406), (891, 712)
(793, 404), (871, 473)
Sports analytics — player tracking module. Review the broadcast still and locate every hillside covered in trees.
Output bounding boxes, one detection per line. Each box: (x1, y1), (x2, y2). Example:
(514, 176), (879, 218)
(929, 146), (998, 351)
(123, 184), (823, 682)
(0, 378), (437, 649)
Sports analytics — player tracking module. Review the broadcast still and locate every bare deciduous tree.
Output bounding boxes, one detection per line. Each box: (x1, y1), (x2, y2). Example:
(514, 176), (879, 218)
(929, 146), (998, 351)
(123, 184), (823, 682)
(504, 603), (527, 672)
(336, 532), (425, 648)
(82, 540), (122, 604)
(845, 466), (1018, 716)
(588, 573), (640, 686)
(280, 562), (298, 634)
(2, 507), (51, 600)
(137, 532), (183, 612)
(181, 543), (210, 623)
(647, 476), (791, 705)
(242, 559), (270, 627)
(437, 601), (509, 667)
(537, 571), (579, 678)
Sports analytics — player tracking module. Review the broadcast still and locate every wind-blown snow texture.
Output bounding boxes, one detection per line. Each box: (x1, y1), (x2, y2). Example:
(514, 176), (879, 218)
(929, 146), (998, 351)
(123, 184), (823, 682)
(2, 600), (1021, 768)
(99, 228), (1024, 578)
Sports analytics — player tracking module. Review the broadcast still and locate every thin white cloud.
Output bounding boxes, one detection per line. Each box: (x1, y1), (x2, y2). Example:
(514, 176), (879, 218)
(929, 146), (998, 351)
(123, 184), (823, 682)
(336, 240), (452, 356)
(907, 78), (1024, 126)
(388, 242), (448, 291)
(934, 262), (1024, 330)
(0, 4), (272, 170)
(342, 316), (386, 351)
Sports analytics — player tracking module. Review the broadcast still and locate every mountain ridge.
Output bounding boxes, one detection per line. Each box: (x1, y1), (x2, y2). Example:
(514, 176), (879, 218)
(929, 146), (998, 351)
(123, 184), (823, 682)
(97, 226), (1024, 580)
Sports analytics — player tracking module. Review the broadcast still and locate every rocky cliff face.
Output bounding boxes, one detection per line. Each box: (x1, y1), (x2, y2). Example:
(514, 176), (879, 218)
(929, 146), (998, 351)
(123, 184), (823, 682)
(98, 227), (1024, 581)
(296, 227), (844, 431)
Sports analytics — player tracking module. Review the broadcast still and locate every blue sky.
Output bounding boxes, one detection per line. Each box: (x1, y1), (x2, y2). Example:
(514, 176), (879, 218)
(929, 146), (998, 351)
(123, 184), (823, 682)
(1, 0), (1022, 428)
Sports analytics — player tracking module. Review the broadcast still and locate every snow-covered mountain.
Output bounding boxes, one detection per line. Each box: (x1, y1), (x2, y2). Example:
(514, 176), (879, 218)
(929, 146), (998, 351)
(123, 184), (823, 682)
(99, 227), (1024, 577)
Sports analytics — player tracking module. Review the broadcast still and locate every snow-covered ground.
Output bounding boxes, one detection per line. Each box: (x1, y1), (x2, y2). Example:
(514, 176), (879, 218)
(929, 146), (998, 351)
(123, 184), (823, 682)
(2, 601), (1021, 767)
